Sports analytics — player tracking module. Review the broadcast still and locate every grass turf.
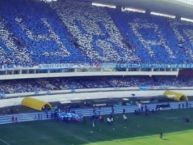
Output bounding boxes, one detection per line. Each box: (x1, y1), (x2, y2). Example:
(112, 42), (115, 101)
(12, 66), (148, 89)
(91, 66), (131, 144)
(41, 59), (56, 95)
(1, 109), (193, 145)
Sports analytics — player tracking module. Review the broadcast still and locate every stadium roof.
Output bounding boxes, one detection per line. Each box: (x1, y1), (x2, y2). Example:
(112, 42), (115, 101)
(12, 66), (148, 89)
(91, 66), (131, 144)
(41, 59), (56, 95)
(94, 0), (193, 19)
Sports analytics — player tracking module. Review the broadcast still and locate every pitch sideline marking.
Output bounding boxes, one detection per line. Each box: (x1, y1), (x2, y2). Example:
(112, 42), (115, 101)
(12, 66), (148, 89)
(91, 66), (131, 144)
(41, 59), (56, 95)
(0, 138), (10, 145)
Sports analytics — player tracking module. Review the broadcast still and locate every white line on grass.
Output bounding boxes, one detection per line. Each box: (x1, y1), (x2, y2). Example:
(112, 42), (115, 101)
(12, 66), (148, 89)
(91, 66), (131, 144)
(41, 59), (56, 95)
(0, 138), (10, 145)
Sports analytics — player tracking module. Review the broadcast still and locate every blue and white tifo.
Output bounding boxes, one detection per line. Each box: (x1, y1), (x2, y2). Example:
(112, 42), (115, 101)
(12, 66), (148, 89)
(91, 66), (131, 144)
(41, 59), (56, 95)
(0, 0), (193, 68)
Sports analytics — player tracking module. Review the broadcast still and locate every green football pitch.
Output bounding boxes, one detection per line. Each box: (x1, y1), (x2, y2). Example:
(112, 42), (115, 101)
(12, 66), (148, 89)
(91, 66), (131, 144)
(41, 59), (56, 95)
(1, 109), (193, 145)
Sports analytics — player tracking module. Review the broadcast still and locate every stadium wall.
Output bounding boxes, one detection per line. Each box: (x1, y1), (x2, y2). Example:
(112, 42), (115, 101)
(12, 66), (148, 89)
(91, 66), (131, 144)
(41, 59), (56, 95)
(4, 87), (193, 98)
(0, 71), (179, 80)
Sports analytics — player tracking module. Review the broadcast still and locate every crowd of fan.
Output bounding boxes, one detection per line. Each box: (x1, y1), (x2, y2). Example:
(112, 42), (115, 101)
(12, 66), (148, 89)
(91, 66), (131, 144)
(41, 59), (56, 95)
(0, 0), (87, 68)
(108, 9), (193, 64)
(0, 0), (193, 68)
(0, 76), (192, 95)
(50, 0), (139, 63)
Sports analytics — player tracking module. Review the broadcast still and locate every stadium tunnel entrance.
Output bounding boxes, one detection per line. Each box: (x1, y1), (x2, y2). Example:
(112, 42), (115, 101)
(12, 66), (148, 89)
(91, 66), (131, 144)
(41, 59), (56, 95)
(21, 97), (52, 111)
(164, 90), (188, 101)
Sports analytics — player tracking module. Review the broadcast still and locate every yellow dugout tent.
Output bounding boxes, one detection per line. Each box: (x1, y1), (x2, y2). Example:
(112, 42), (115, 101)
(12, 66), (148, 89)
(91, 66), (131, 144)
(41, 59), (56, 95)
(164, 90), (188, 101)
(21, 97), (52, 111)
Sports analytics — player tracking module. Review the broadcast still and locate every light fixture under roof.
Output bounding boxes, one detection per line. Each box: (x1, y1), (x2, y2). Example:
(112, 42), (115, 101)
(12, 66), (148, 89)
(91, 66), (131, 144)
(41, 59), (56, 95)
(122, 7), (146, 13)
(181, 17), (193, 23)
(40, 0), (57, 3)
(150, 11), (176, 19)
(92, 2), (116, 9)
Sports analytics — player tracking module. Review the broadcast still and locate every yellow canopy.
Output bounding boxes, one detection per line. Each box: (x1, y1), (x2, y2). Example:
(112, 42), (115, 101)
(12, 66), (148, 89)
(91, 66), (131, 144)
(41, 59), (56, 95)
(21, 97), (52, 111)
(164, 90), (188, 101)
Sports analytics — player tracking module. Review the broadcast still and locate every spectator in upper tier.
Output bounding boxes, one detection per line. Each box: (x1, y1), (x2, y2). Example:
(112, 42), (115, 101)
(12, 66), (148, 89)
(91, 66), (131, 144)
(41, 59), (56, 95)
(0, 76), (193, 95)
(0, 0), (193, 68)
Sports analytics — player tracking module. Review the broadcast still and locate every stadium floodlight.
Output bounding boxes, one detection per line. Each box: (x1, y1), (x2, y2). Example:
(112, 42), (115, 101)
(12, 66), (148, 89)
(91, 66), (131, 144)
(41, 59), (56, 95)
(150, 11), (176, 19)
(181, 17), (193, 23)
(121, 7), (146, 13)
(92, 2), (116, 9)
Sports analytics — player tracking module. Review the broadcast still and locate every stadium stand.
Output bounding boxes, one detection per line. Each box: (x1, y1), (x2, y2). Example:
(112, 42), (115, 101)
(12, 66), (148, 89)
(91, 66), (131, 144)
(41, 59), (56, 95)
(51, 0), (139, 63)
(0, 76), (192, 94)
(1, 2), (193, 145)
(0, 0), (88, 67)
(0, 0), (193, 68)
